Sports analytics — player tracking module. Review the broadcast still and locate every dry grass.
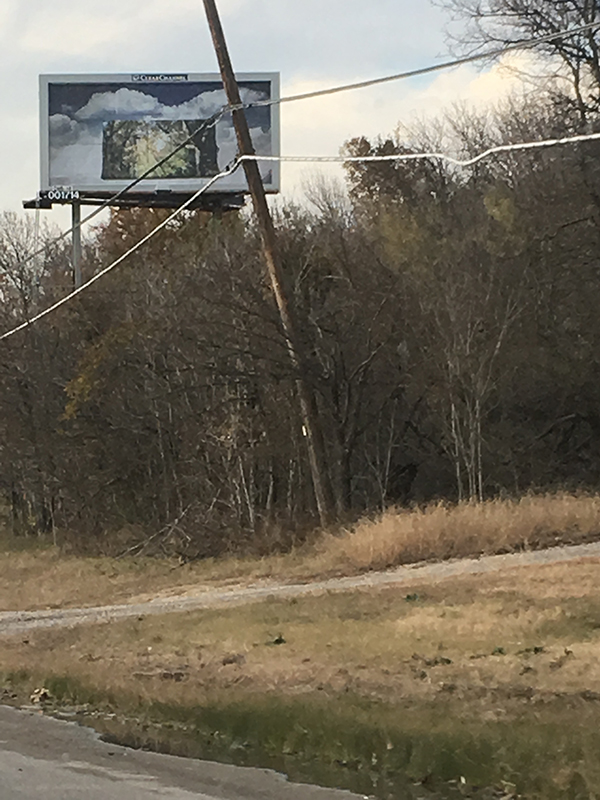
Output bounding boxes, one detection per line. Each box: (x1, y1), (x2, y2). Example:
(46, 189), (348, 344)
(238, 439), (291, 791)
(2, 558), (600, 713)
(0, 544), (302, 612)
(3, 550), (600, 799)
(1, 492), (599, 613)
(318, 492), (600, 572)
(0, 549), (193, 612)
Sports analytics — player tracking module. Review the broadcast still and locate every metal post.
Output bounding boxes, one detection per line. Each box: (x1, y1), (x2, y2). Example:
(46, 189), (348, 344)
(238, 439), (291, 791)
(71, 201), (82, 289)
(202, 0), (336, 526)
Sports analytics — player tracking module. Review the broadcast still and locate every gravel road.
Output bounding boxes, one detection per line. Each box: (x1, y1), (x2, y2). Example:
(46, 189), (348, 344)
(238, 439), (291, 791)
(1, 542), (599, 798)
(1, 540), (599, 636)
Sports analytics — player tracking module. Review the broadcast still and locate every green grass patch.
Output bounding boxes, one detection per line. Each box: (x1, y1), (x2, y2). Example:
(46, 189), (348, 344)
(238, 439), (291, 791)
(3, 668), (600, 799)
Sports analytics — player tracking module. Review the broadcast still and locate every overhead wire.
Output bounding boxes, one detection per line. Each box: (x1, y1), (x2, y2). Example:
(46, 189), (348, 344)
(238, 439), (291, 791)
(0, 160), (240, 341)
(19, 18), (600, 268)
(19, 108), (229, 270)
(241, 20), (600, 108)
(4, 20), (600, 340)
(5, 124), (600, 341)
(239, 130), (600, 168)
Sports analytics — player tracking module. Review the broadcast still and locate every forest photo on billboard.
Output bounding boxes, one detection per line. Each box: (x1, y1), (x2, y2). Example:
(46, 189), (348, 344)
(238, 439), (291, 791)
(101, 119), (218, 180)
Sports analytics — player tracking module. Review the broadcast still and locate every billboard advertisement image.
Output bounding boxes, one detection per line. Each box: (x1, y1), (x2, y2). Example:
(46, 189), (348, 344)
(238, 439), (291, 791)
(40, 73), (280, 195)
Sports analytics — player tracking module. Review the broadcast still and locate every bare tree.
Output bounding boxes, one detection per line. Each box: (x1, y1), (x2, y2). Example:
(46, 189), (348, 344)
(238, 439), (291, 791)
(439, 0), (600, 119)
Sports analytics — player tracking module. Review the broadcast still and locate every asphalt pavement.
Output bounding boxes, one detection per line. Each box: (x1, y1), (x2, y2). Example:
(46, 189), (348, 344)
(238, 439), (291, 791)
(0, 705), (363, 800)
(3, 540), (600, 796)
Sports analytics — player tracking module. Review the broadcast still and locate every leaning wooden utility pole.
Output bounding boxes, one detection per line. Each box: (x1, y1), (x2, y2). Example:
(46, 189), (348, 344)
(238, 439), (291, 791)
(202, 0), (335, 526)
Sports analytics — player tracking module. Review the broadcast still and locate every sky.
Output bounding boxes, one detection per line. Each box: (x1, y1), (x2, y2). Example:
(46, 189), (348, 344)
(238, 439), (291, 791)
(0, 0), (531, 230)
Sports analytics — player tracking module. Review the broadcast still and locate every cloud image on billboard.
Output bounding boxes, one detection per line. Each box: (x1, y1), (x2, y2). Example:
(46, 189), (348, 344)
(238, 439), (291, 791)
(46, 80), (274, 191)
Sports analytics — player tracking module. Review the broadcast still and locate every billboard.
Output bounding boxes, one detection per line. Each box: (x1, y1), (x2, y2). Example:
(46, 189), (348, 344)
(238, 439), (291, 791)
(39, 73), (280, 196)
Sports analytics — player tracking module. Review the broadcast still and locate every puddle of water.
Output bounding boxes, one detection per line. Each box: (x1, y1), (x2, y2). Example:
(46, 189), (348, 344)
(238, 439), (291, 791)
(8, 672), (600, 799)
(75, 711), (465, 799)
(63, 695), (600, 800)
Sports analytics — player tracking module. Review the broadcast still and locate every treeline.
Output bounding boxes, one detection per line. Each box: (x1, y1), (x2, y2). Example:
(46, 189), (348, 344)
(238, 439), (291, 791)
(3, 36), (600, 554)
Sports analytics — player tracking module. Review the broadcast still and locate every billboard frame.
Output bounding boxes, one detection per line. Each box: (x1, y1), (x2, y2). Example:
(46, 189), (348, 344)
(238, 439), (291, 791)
(38, 72), (280, 199)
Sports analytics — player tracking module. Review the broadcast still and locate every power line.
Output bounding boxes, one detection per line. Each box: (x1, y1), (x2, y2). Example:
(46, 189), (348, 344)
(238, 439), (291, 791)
(19, 109), (228, 271)
(0, 161), (240, 342)
(243, 20), (600, 109)
(6, 20), (600, 335)
(238, 131), (600, 168)
(4, 126), (600, 341)
(19, 20), (600, 270)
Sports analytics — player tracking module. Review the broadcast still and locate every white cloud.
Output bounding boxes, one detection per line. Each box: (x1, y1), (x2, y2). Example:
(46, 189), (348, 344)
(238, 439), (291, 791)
(411, 51), (540, 110)
(278, 52), (536, 198)
(0, 1), (16, 30)
(75, 89), (162, 120)
(48, 114), (79, 147)
(16, 0), (212, 58)
(71, 86), (265, 123)
(19, 9), (130, 57)
(0, 0), (547, 222)
(219, 0), (250, 16)
(165, 90), (228, 120)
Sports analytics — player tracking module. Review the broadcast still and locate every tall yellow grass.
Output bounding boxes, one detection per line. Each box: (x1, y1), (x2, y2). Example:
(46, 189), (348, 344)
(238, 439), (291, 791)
(317, 493), (600, 573)
(1, 494), (599, 613)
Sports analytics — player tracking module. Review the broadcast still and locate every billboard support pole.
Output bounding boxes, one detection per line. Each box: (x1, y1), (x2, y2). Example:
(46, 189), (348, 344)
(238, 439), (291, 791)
(202, 0), (336, 527)
(71, 201), (82, 289)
